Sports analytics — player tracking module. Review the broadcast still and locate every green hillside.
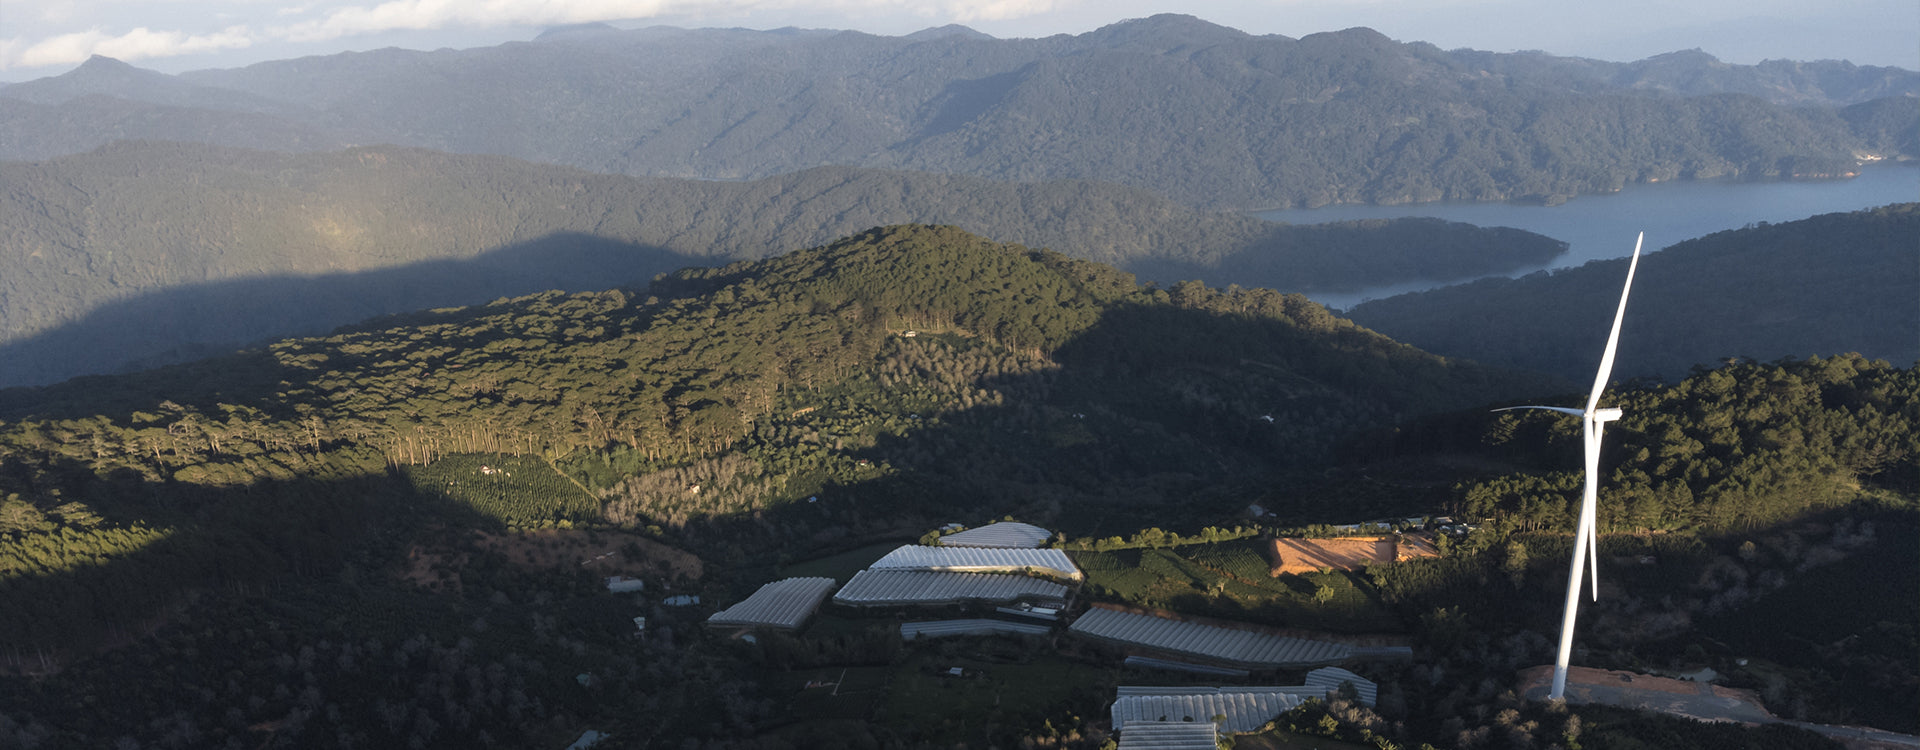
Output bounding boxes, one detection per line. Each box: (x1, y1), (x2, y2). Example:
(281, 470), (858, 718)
(0, 141), (1563, 387)
(1345, 203), (1920, 382)
(0, 226), (1911, 748)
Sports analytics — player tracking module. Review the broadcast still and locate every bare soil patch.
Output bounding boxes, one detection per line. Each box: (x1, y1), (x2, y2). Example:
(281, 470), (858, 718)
(1266, 534), (1439, 575)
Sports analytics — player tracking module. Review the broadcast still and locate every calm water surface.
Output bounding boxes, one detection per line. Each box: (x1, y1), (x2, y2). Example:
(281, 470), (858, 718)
(1258, 166), (1918, 310)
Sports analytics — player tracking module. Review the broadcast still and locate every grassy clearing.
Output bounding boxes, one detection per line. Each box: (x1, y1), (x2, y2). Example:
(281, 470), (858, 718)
(878, 651), (1110, 736)
(778, 665), (893, 722)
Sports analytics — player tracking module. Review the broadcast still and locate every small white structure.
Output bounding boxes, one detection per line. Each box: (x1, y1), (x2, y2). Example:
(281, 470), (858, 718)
(604, 576), (645, 593)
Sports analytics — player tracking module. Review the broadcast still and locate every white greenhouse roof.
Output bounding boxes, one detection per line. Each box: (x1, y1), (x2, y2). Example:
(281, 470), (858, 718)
(834, 569), (1069, 607)
(1304, 666), (1378, 707)
(1070, 607), (1353, 668)
(939, 522), (1052, 548)
(899, 619), (1054, 639)
(705, 577), (838, 630)
(1116, 720), (1218, 750)
(870, 545), (1082, 580)
(1111, 686), (1303, 733)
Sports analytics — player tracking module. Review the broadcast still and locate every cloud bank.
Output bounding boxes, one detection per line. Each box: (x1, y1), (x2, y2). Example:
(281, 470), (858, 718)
(0, 0), (1064, 71)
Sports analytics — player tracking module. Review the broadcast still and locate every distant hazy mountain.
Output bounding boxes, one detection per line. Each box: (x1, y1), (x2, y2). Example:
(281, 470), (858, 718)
(0, 141), (1561, 387)
(1344, 204), (1920, 382)
(2, 16), (1913, 208)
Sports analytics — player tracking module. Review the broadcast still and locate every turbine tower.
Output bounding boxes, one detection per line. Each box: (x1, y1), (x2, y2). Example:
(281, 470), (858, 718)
(1497, 232), (1644, 702)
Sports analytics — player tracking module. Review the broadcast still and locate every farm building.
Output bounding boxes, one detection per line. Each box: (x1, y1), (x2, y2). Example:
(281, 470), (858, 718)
(833, 569), (1069, 607)
(1109, 686), (1304, 733)
(937, 522), (1053, 548)
(1069, 606), (1353, 668)
(1114, 720), (1218, 750)
(899, 619), (1053, 640)
(706, 577), (839, 630)
(869, 545), (1083, 581)
(604, 576), (645, 593)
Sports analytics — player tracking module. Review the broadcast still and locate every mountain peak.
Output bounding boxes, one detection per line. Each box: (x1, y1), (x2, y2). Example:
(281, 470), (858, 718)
(74, 55), (139, 72)
(905, 24), (992, 41)
(1083, 14), (1249, 47)
(534, 22), (621, 41)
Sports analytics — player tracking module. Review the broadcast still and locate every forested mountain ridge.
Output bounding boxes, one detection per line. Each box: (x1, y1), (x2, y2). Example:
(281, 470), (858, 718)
(0, 140), (1563, 387)
(0, 224), (1551, 652)
(0, 225), (1911, 748)
(1344, 203), (1920, 382)
(3, 16), (1913, 208)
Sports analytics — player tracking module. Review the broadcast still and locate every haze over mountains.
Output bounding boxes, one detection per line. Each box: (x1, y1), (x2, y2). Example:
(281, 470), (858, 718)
(2, 15), (1914, 210)
(0, 141), (1561, 388)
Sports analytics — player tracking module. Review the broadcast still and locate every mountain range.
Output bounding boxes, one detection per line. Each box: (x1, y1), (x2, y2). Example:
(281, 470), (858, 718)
(2, 15), (1914, 209)
(0, 140), (1563, 388)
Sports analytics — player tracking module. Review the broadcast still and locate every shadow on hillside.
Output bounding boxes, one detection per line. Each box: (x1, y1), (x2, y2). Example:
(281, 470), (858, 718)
(0, 453), (503, 667)
(0, 231), (715, 389)
(659, 302), (1567, 561)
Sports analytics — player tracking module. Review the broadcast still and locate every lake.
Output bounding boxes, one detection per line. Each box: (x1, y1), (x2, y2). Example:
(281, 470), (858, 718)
(1258, 165), (1918, 310)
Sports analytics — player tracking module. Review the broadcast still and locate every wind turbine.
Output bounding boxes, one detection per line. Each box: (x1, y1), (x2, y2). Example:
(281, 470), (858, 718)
(1496, 232), (1643, 702)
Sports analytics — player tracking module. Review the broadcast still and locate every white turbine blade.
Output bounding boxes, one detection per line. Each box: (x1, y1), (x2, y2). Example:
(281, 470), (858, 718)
(1584, 420), (1603, 600)
(1551, 477), (1593, 701)
(1585, 232), (1644, 415)
(1494, 406), (1586, 417)
(1589, 514), (1601, 600)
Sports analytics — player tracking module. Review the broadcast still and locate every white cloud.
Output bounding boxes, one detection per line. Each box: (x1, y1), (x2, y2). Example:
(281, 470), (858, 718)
(274, 0), (1065, 42)
(3, 25), (255, 69)
(946, 0), (1062, 23)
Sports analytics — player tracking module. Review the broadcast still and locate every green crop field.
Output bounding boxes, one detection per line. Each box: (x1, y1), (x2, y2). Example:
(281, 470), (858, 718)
(403, 453), (600, 527)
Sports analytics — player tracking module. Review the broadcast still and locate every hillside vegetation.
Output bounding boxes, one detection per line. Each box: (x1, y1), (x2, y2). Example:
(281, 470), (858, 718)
(0, 141), (1562, 387)
(0, 226), (1912, 748)
(1346, 203), (1920, 382)
(2, 17), (1912, 209)
(0, 224), (1549, 644)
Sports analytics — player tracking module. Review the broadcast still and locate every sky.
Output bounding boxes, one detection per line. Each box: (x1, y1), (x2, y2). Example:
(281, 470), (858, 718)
(1, 0), (1915, 82)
